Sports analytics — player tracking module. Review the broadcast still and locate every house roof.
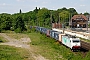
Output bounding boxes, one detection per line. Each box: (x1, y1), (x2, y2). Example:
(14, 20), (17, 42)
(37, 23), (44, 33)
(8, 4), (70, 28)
(71, 14), (88, 20)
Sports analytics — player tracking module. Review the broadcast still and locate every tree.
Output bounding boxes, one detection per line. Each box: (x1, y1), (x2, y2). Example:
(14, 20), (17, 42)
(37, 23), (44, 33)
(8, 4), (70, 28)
(0, 14), (12, 30)
(84, 12), (89, 16)
(37, 8), (50, 27)
(62, 7), (67, 11)
(20, 9), (22, 14)
(68, 8), (78, 16)
(0, 17), (2, 32)
(34, 7), (39, 13)
(4, 17), (12, 30)
(59, 10), (70, 26)
(14, 15), (26, 33)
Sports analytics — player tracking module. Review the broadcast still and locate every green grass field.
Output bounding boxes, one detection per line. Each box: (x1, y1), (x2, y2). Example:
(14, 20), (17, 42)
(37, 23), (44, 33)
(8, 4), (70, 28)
(0, 45), (34, 60)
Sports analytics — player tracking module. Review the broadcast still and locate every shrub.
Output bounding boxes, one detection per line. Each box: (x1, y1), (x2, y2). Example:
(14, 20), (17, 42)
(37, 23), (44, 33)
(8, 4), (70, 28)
(15, 28), (22, 33)
(0, 27), (2, 33)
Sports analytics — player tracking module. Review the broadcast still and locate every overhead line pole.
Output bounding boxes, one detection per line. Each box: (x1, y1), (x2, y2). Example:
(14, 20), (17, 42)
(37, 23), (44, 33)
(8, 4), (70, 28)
(59, 13), (60, 29)
(50, 11), (52, 29)
(87, 15), (89, 32)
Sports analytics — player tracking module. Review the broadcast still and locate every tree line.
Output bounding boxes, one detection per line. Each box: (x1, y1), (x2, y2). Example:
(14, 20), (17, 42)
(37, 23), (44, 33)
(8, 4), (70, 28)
(0, 7), (89, 32)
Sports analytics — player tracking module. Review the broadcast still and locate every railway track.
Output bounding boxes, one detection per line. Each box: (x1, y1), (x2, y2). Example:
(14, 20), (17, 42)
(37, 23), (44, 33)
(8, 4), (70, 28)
(81, 40), (90, 50)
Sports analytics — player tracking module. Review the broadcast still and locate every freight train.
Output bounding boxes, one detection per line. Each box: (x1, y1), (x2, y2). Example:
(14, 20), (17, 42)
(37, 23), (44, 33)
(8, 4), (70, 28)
(35, 26), (81, 50)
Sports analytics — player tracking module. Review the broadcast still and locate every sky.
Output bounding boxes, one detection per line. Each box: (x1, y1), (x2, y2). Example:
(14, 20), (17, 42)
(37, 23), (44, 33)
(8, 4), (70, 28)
(0, 0), (90, 14)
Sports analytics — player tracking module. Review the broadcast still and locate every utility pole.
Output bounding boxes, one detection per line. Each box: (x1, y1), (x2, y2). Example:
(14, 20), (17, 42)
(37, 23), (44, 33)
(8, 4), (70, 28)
(86, 15), (89, 32)
(59, 13), (60, 29)
(50, 11), (52, 28)
(71, 13), (72, 29)
(62, 14), (64, 29)
(69, 13), (70, 28)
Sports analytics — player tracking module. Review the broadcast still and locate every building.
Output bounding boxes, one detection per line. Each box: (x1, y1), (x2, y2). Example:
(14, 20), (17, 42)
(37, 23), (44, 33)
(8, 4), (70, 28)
(70, 14), (88, 28)
(52, 23), (62, 28)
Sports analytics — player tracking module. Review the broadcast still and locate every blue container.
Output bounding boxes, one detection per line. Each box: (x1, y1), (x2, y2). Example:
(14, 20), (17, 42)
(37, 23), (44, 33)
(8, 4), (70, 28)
(54, 32), (62, 40)
(50, 30), (57, 38)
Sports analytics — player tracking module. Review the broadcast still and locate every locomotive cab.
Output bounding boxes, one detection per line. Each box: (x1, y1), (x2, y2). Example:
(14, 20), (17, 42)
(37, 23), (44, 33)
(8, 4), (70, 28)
(70, 38), (81, 50)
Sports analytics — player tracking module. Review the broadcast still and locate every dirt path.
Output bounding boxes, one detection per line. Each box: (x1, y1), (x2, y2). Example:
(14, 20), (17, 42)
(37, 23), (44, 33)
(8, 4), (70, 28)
(0, 33), (48, 60)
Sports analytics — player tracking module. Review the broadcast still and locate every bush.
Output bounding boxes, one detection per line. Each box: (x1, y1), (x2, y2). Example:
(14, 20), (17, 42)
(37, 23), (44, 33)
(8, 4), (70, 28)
(0, 29), (1, 33)
(0, 27), (2, 33)
(15, 28), (22, 33)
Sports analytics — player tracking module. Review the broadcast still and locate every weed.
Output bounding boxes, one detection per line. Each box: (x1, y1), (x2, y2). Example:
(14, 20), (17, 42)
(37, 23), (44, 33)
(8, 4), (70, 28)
(0, 45), (33, 60)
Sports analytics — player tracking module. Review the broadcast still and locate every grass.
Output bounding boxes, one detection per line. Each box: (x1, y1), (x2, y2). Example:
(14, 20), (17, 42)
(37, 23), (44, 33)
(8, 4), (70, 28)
(0, 35), (7, 43)
(0, 45), (34, 60)
(27, 30), (90, 60)
(1, 30), (28, 40)
(4, 31), (28, 40)
(6, 33), (28, 40)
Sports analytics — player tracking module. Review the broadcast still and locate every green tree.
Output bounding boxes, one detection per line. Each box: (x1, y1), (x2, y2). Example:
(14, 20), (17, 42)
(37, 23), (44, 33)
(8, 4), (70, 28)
(37, 8), (50, 27)
(61, 7), (68, 11)
(51, 11), (59, 23)
(83, 12), (89, 16)
(14, 15), (26, 33)
(0, 14), (12, 30)
(0, 17), (2, 32)
(68, 8), (78, 16)
(20, 9), (22, 14)
(59, 11), (69, 23)
(34, 7), (39, 13)
(59, 10), (70, 26)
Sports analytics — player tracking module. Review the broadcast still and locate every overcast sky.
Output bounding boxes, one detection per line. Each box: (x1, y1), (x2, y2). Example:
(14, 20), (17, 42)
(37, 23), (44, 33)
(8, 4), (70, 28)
(0, 0), (89, 14)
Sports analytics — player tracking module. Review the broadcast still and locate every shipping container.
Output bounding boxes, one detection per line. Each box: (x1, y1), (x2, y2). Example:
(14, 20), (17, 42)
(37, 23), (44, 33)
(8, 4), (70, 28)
(42, 28), (47, 34)
(54, 32), (65, 42)
(50, 30), (57, 38)
(36, 26), (40, 31)
(54, 32), (62, 40)
(43, 28), (47, 34)
(46, 29), (50, 37)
